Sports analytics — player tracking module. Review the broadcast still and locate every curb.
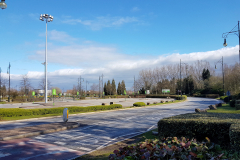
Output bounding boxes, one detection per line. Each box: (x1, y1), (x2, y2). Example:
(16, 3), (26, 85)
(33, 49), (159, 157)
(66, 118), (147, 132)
(0, 123), (80, 141)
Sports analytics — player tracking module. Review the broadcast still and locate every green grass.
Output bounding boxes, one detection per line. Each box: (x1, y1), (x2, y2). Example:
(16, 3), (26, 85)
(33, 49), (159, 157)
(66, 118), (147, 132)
(0, 101), (6, 104)
(207, 103), (240, 114)
(0, 99), (186, 122)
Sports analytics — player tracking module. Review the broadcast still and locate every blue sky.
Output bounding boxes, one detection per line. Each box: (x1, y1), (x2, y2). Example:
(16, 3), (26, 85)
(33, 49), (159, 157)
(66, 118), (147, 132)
(1, 0), (240, 91)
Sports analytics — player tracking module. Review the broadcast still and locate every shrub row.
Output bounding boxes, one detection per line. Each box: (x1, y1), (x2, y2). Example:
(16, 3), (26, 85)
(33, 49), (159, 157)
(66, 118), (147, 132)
(0, 104), (122, 117)
(133, 102), (146, 107)
(176, 95), (187, 100)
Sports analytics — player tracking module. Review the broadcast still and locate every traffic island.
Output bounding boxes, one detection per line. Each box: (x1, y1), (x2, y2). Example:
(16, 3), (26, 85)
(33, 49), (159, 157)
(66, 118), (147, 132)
(0, 122), (80, 141)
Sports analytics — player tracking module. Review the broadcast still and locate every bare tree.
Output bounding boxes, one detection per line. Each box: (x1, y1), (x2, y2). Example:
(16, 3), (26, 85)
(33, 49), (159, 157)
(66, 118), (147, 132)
(50, 87), (62, 95)
(38, 78), (52, 90)
(20, 74), (32, 95)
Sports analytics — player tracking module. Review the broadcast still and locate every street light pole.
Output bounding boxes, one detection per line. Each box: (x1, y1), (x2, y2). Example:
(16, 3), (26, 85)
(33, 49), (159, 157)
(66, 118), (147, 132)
(79, 76), (84, 97)
(0, 0), (7, 9)
(40, 14), (53, 103)
(222, 21), (240, 63)
(86, 81), (89, 97)
(215, 56), (225, 96)
(7, 62), (10, 102)
(0, 67), (1, 102)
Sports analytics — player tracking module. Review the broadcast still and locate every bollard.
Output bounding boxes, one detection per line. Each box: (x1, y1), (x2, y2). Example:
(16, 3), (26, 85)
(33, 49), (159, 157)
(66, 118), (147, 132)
(63, 108), (68, 122)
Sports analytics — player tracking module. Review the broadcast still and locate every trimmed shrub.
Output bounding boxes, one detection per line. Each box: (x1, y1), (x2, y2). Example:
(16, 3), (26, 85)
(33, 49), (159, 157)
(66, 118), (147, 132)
(176, 95), (187, 100)
(230, 100), (236, 107)
(133, 102), (146, 107)
(0, 104), (123, 117)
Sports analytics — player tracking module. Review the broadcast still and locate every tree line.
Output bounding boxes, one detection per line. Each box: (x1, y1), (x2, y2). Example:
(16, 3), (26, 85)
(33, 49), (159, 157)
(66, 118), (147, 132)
(134, 60), (240, 96)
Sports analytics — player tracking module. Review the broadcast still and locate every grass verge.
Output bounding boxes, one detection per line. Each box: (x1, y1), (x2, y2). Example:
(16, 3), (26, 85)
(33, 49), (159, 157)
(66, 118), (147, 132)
(0, 99), (186, 122)
(207, 103), (240, 114)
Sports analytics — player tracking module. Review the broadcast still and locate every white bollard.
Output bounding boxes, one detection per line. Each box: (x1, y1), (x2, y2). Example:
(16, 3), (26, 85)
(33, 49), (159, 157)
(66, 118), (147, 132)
(63, 108), (68, 122)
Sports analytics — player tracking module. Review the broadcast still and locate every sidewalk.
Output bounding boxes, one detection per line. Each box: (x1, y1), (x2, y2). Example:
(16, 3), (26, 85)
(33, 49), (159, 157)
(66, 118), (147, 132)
(0, 122), (80, 141)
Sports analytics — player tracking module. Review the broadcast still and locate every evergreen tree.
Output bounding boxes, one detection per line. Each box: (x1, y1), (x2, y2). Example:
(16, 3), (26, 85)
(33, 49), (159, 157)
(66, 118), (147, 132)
(117, 82), (121, 95)
(111, 79), (116, 95)
(121, 80), (126, 95)
(104, 82), (107, 95)
(202, 68), (210, 80)
(107, 80), (111, 95)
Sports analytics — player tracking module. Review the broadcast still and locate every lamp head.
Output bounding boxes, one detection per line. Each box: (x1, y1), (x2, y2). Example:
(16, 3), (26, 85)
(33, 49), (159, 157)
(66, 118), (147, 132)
(0, 0), (7, 9)
(223, 38), (227, 47)
(215, 65), (217, 69)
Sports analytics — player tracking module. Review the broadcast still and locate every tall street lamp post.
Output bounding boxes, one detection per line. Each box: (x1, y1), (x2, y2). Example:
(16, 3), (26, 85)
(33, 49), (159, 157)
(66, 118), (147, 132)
(7, 62), (10, 102)
(0, 0), (7, 9)
(78, 76), (84, 97)
(180, 59), (188, 96)
(222, 21), (240, 63)
(0, 67), (1, 102)
(215, 56), (225, 96)
(40, 14), (53, 103)
(86, 81), (89, 97)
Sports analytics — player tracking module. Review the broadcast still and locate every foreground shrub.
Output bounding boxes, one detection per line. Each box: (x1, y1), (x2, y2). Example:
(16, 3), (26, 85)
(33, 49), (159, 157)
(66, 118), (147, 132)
(0, 104), (122, 117)
(176, 95), (187, 100)
(133, 102), (146, 107)
(108, 137), (240, 160)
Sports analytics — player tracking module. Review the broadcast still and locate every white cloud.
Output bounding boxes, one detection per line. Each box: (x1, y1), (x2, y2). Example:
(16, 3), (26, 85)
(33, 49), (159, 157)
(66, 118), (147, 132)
(61, 16), (139, 30)
(24, 44), (239, 90)
(131, 7), (140, 12)
(39, 30), (77, 43)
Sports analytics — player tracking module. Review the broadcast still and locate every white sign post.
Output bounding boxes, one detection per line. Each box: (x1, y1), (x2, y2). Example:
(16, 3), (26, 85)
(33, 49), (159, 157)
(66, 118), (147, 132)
(63, 108), (68, 123)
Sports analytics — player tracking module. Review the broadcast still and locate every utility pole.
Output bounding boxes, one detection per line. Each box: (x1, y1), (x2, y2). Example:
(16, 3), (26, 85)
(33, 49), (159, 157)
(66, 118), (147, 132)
(86, 81), (89, 97)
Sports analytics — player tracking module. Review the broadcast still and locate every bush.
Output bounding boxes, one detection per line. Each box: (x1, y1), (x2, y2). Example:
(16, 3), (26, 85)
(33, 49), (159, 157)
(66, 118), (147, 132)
(133, 102), (146, 107)
(230, 100), (236, 107)
(0, 104), (123, 117)
(108, 137), (239, 160)
(224, 96), (233, 102)
(220, 96), (228, 100)
(176, 95), (187, 100)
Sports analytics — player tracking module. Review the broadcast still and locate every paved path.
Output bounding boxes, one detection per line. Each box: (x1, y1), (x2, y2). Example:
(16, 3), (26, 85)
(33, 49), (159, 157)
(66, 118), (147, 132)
(0, 97), (221, 160)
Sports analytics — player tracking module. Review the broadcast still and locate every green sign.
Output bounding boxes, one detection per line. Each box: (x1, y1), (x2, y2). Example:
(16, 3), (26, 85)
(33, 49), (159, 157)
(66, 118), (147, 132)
(138, 91), (139, 94)
(52, 89), (56, 95)
(103, 92), (105, 95)
(132, 92), (134, 95)
(59, 93), (62, 96)
(145, 91), (146, 94)
(124, 90), (126, 95)
(162, 89), (170, 93)
(32, 91), (35, 96)
(77, 92), (79, 95)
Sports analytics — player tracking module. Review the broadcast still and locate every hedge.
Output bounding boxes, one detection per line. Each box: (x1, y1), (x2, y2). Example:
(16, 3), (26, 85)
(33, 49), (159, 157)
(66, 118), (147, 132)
(133, 102), (146, 107)
(0, 104), (122, 117)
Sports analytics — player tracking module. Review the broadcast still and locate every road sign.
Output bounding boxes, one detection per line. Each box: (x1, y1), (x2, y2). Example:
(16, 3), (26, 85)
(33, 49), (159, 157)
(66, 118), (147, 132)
(162, 89), (170, 93)
(226, 91), (231, 96)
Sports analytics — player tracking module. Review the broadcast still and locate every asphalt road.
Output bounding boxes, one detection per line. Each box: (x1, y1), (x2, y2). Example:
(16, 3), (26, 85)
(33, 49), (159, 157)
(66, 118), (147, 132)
(0, 97), (221, 160)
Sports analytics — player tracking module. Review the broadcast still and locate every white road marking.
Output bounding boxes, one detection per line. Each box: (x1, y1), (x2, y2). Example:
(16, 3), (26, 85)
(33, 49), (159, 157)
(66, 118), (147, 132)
(78, 147), (92, 151)
(54, 141), (66, 145)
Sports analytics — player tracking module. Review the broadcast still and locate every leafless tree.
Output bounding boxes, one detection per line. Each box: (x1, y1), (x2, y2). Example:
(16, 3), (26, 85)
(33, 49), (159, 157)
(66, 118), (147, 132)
(38, 78), (52, 90)
(20, 74), (31, 95)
